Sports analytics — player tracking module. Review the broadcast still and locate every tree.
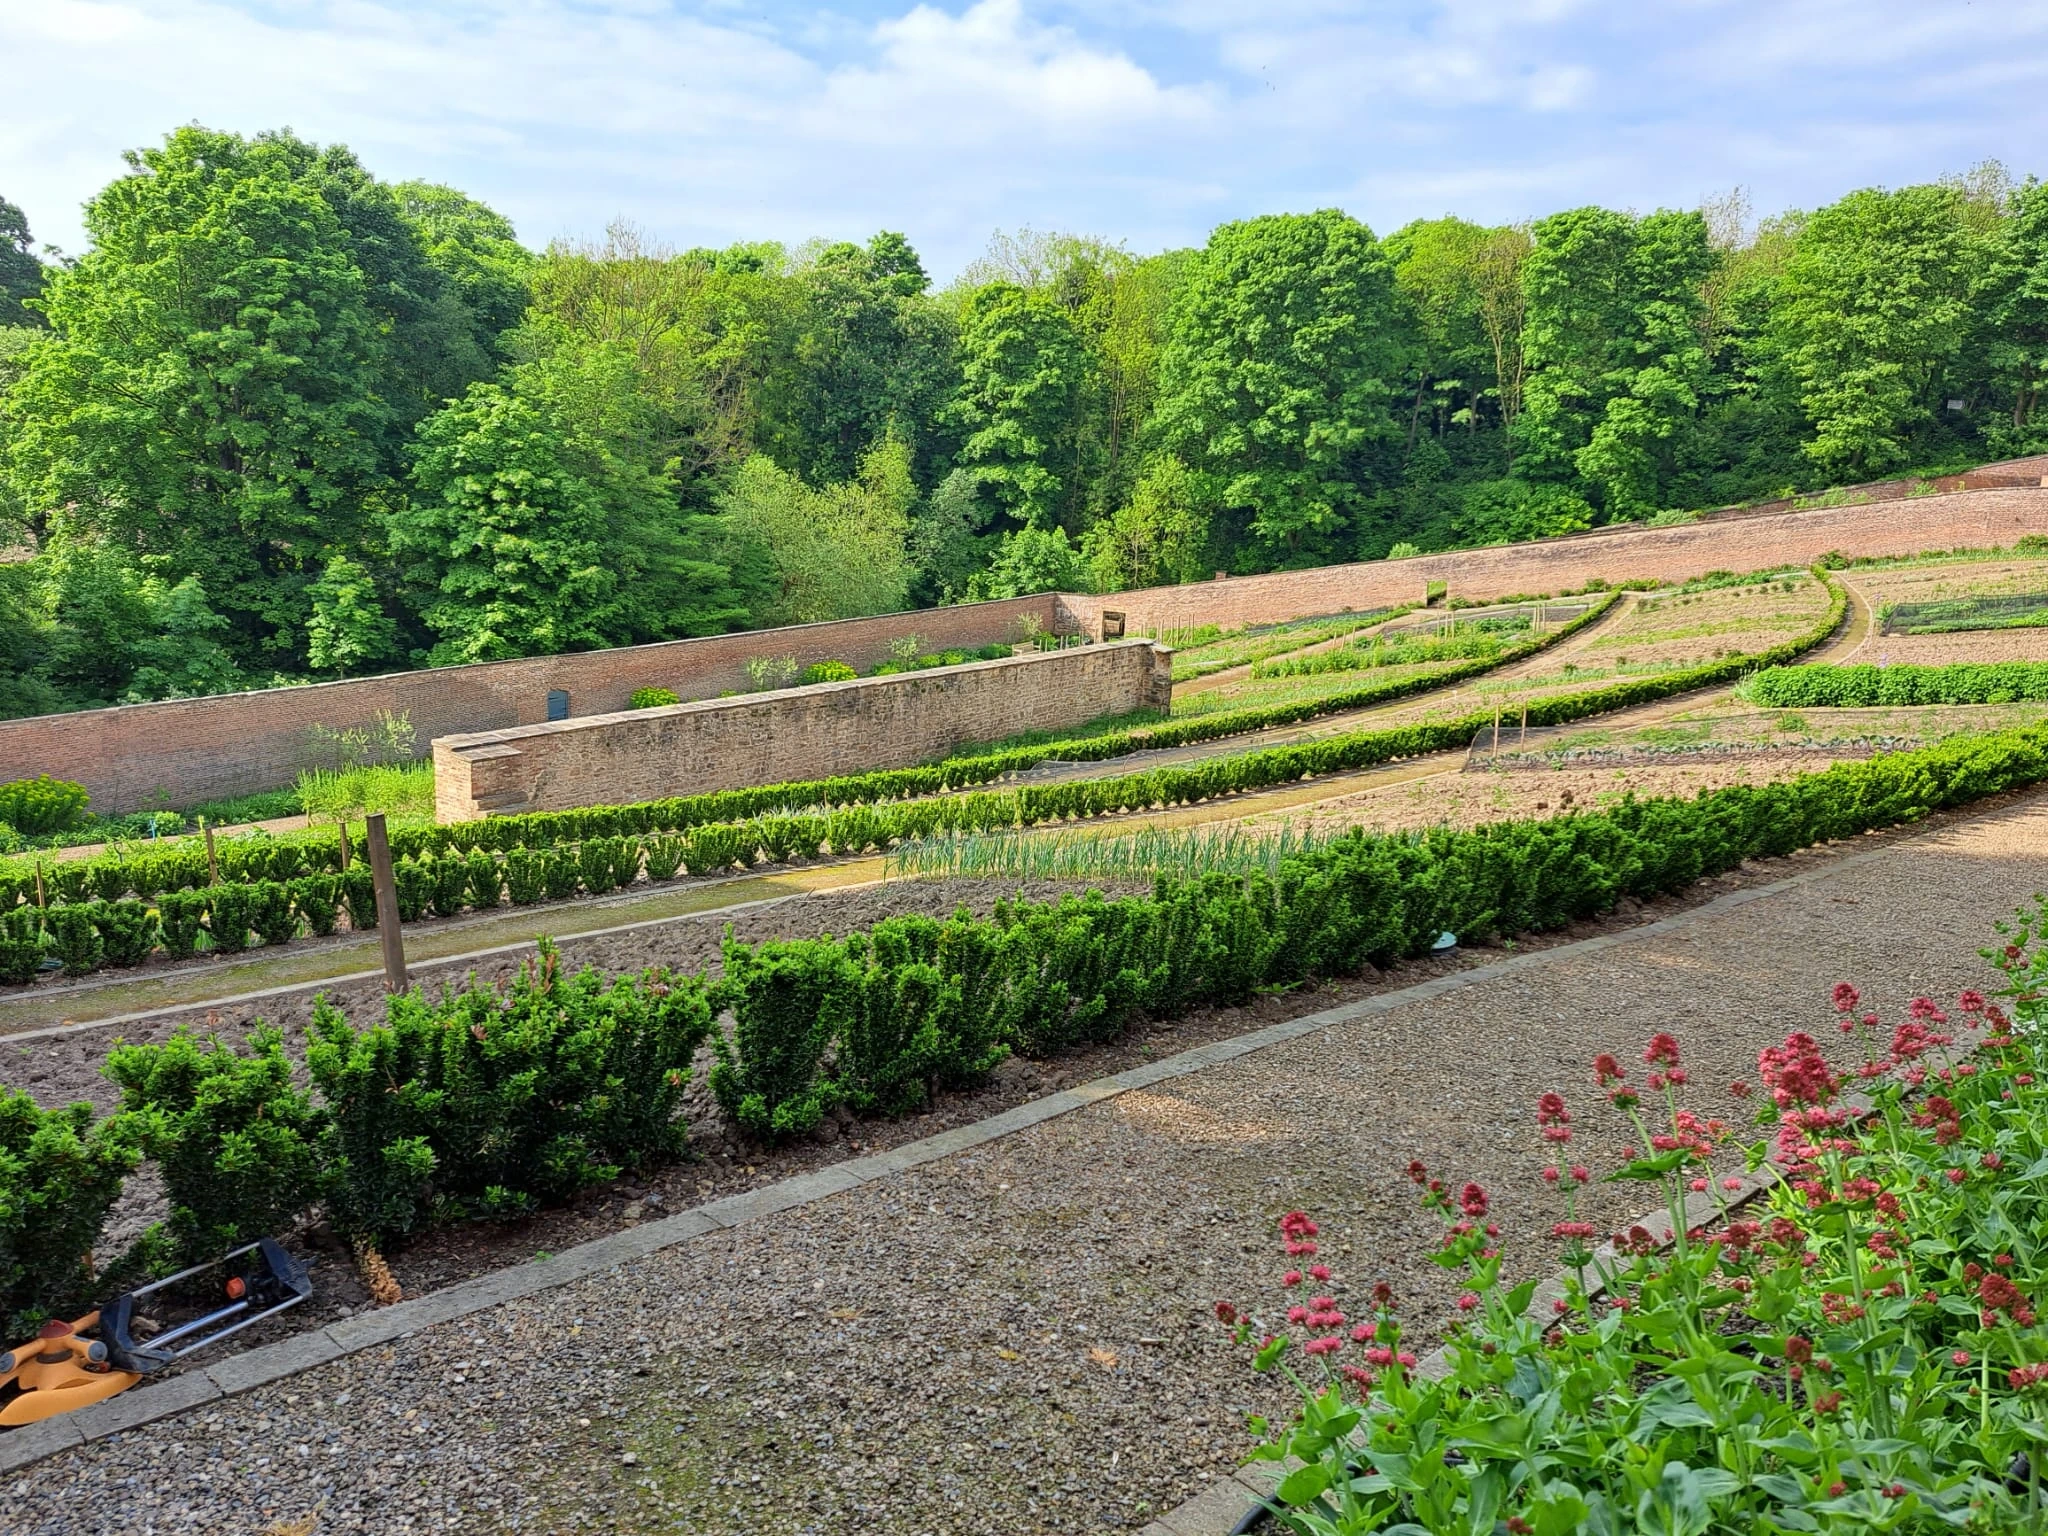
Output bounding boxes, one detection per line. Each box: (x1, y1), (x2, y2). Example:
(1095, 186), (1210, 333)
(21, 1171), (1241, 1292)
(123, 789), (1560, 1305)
(1979, 178), (2048, 451)
(1154, 210), (1408, 564)
(1765, 184), (1981, 476)
(1515, 206), (1717, 516)
(969, 524), (1085, 599)
(392, 181), (532, 349)
(763, 234), (957, 488)
(392, 330), (738, 663)
(945, 281), (1092, 529)
(2, 127), (510, 664)
(0, 195), (47, 329)
(1384, 217), (1498, 448)
(305, 554), (399, 676)
(908, 468), (997, 606)
(1082, 455), (1210, 592)
(718, 438), (915, 626)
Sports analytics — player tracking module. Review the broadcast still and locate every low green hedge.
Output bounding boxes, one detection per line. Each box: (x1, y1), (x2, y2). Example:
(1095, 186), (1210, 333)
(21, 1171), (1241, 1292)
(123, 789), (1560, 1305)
(1746, 659), (2048, 708)
(11, 714), (2047, 1326)
(0, 579), (1851, 981)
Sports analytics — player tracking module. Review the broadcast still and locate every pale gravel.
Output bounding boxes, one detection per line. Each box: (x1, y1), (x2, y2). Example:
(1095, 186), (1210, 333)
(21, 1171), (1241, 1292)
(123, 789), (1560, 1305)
(14, 789), (2048, 1536)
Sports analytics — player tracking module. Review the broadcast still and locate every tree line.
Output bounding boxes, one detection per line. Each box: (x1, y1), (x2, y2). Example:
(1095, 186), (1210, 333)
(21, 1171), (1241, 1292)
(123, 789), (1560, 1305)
(0, 126), (2043, 718)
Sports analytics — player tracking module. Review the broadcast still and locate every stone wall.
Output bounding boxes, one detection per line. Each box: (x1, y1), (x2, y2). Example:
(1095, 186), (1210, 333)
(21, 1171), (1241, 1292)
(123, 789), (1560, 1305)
(0, 595), (1062, 815)
(1059, 485), (2048, 640)
(433, 640), (1175, 821)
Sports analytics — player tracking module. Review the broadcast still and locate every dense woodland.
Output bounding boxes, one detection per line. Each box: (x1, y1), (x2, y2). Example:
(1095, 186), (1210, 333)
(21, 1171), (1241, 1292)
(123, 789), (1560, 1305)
(1, 127), (2045, 718)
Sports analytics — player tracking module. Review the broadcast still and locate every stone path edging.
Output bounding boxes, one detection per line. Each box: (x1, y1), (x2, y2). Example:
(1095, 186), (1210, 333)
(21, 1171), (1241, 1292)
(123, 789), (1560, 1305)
(0, 835), (1896, 1478)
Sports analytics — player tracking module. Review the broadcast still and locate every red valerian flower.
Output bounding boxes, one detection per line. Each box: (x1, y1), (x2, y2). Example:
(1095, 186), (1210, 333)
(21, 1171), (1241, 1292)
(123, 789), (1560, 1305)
(1644, 1032), (1682, 1067)
(1213, 1301), (1239, 1324)
(1728, 1079), (1751, 1098)
(1832, 982), (1860, 1014)
(1456, 1293), (1479, 1311)
(1308, 1264), (1331, 1281)
(1304, 1336), (1343, 1356)
(1460, 1183), (1490, 1219)
(1593, 1053), (1625, 1085)
(1281, 1270), (1302, 1287)
(1372, 1282), (1396, 1309)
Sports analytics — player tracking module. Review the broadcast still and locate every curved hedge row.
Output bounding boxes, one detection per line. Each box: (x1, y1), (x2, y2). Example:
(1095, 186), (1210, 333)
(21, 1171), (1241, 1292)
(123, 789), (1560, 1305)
(1746, 659), (2048, 708)
(11, 710), (2043, 1327)
(0, 579), (1847, 980)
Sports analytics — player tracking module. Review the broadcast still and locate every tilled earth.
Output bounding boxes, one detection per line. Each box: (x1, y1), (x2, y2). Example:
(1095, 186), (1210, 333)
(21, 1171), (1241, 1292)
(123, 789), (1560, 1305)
(14, 788), (2048, 1534)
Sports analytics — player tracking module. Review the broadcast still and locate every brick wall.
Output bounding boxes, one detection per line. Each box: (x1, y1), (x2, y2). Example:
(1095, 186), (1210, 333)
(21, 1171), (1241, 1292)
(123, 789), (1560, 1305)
(433, 640), (1175, 820)
(1060, 486), (2048, 639)
(0, 595), (1063, 815)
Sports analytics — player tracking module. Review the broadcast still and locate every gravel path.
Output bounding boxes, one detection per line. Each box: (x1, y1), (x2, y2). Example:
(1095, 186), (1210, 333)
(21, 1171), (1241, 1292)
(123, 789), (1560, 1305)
(16, 788), (2048, 1536)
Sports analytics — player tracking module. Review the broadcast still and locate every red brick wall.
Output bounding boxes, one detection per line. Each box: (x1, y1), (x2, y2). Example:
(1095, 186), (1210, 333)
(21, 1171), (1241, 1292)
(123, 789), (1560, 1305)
(0, 596), (1063, 815)
(1060, 486), (2048, 639)
(434, 641), (1174, 819)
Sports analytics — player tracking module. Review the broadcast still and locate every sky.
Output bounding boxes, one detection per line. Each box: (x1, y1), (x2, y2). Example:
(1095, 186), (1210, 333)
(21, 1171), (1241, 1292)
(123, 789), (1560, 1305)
(5, 0), (2048, 280)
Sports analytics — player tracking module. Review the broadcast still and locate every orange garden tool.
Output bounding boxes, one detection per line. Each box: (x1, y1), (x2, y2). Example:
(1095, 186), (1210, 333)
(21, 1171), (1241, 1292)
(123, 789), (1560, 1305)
(0, 1238), (312, 1427)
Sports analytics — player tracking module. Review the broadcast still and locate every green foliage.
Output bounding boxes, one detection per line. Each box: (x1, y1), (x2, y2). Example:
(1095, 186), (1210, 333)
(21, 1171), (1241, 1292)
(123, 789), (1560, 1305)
(43, 902), (102, 975)
(1157, 210), (1408, 562)
(0, 775), (89, 835)
(0, 194), (48, 331)
(0, 1091), (138, 1331)
(710, 936), (848, 1139)
(426, 853), (469, 919)
(800, 660), (857, 684)
(306, 943), (713, 1240)
(156, 890), (206, 960)
(304, 554), (398, 676)
(970, 524), (1085, 599)
(945, 281), (1093, 528)
(1745, 659), (2048, 706)
(0, 905), (43, 983)
(205, 884), (254, 955)
(630, 686), (680, 708)
(91, 898), (160, 966)
(102, 1025), (325, 1260)
(1082, 455), (1211, 592)
(717, 439), (914, 625)
(391, 859), (432, 922)
(504, 848), (545, 905)
(290, 873), (340, 937)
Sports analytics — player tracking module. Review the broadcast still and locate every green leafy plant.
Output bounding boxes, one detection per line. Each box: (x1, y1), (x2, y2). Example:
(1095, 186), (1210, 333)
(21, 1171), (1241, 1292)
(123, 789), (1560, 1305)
(644, 834), (686, 881)
(247, 880), (298, 946)
(156, 889), (207, 960)
(92, 898), (161, 967)
(102, 1025), (325, 1261)
(505, 848), (546, 905)
(0, 776), (90, 837)
(339, 866), (378, 930)
(0, 906), (43, 984)
(427, 853), (469, 919)
(0, 1091), (138, 1332)
(43, 902), (103, 976)
(710, 936), (848, 1139)
(801, 660), (858, 685)
(290, 872), (341, 937)
(392, 860), (432, 922)
(205, 884), (254, 955)
(630, 686), (680, 708)
(464, 850), (504, 911)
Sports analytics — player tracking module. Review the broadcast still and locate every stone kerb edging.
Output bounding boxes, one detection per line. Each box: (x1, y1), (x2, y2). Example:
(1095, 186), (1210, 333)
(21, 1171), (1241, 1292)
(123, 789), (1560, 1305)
(0, 840), (1897, 1478)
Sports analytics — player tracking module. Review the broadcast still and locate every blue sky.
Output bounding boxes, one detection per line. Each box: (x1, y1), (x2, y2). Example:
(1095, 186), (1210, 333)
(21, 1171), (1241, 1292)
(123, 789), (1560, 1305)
(6, 0), (2048, 279)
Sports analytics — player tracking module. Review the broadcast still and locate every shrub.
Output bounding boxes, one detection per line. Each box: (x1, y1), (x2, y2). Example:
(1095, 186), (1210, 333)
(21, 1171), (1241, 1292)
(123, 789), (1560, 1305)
(0, 775), (90, 837)
(290, 873), (341, 937)
(93, 898), (160, 967)
(47, 863), (89, 904)
(0, 1091), (138, 1330)
(710, 936), (848, 1139)
(1746, 660), (2048, 708)
(505, 848), (546, 905)
(307, 943), (713, 1241)
(392, 860), (432, 922)
(428, 853), (469, 919)
(542, 847), (581, 901)
(630, 687), (680, 708)
(579, 836), (620, 895)
(800, 661), (858, 685)
(102, 1025), (325, 1262)
(156, 890), (207, 960)
(88, 862), (130, 903)
(247, 880), (299, 946)
(339, 866), (378, 930)
(205, 884), (254, 955)
(644, 834), (686, 882)
(0, 906), (43, 984)
(462, 850), (503, 911)
(43, 902), (103, 976)
(610, 836), (642, 889)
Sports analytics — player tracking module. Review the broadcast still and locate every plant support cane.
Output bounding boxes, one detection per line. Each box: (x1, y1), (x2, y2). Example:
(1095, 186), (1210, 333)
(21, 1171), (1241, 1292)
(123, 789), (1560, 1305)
(364, 812), (408, 994)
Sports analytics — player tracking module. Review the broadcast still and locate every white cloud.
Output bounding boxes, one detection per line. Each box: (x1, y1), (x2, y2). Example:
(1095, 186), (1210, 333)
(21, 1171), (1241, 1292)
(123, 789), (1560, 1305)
(2, 0), (2046, 277)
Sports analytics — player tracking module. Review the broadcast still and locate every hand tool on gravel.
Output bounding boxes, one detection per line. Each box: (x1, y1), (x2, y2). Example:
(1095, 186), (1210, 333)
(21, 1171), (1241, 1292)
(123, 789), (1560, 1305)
(0, 1237), (312, 1427)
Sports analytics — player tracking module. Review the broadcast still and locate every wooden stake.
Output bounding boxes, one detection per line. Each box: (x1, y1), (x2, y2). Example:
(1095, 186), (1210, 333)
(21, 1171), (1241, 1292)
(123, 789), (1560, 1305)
(1521, 705), (1528, 746)
(202, 818), (219, 886)
(364, 813), (408, 995)
(338, 821), (352, 872)
(33, 863), (46, 910)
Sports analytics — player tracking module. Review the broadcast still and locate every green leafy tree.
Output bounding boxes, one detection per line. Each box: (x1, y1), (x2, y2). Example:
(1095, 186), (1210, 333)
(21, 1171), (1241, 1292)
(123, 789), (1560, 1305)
(945, 281), (1093, 529)
(393, 181), (532, 350)
(969, 524), (1085, 599)
(392, 329), (738, 663)
(1979, 178), (2048, 452)
(0, 195), (48, 329)
(1155, 210), (1408, 564)
(1384, 217), (1500, 448)
(305, 554), (399, 676)
(764, 234), (956, 488)
(719, 438), (915, 625)
(1082, 455), (1210, 591)
(1515, 207), (1717, 516)
(907, 467), (997, 606)
(1765, 184), (1981, 476)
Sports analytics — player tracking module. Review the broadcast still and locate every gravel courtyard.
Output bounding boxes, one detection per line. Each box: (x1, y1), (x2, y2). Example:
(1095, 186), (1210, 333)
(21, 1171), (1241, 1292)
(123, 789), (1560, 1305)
(14, 787), (2048, 1536)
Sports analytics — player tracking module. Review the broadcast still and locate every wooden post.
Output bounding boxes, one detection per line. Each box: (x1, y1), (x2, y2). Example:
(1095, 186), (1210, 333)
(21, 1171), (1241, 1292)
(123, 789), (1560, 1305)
(33, 863), (46, 909)
(338, 821), (352, 872)
(364, 813), (408, 995)
(1492, 709), (1501, 752)
(202, 818), (219, 886)
(1520, 705), (1528, 746)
